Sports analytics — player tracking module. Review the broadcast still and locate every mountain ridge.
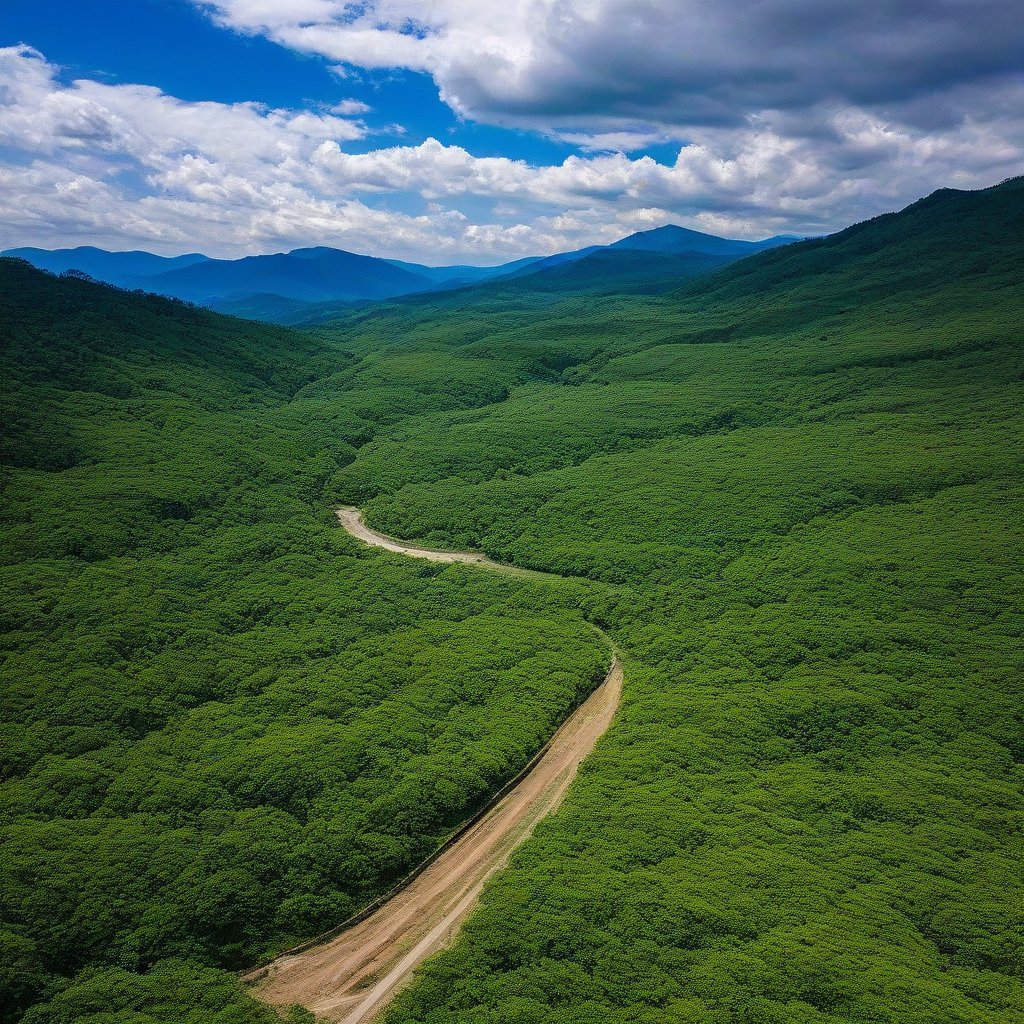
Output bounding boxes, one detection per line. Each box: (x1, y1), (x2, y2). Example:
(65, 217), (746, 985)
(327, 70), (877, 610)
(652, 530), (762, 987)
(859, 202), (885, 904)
(2, 224), (802, 323)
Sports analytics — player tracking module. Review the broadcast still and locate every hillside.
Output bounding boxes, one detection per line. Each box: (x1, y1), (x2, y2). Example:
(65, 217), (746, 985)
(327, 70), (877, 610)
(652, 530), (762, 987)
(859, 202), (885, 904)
(0, 245), (512, 316)
(1, 176), (1022, 1024)
(495, 247), (738, 295)
(3, 225), (796, 326)
(133, 246), (433, 305)
(0, 246), (209, 287)
(273, 229), (798, 326)
(0, 259), (607, 1024)
(493, 224), (797, 284)
(607, 223), (801, 255)
(322, 178), (1024, 1024)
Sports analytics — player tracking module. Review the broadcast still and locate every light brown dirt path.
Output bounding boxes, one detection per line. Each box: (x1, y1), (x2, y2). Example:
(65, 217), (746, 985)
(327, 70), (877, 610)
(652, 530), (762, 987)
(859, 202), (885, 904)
(243, 508), (622, 1023)
(335, 507), (553, 578)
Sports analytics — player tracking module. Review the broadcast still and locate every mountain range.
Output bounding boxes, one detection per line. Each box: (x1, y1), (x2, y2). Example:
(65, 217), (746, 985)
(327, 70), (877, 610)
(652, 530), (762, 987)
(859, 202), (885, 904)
(3, 227), (801, 325)
(2, 175), (1022, 1024)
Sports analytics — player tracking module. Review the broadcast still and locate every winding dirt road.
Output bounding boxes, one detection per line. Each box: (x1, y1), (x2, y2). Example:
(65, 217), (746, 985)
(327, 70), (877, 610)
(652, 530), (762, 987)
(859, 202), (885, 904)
(243, 508), (622, 1023)
(335, 507), (551, 578)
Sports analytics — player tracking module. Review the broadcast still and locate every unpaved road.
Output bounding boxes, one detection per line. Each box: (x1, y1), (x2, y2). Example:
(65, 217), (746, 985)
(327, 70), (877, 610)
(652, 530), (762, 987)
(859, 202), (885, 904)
(244, 509), (621, 1023)
(335, 507), (552, 578)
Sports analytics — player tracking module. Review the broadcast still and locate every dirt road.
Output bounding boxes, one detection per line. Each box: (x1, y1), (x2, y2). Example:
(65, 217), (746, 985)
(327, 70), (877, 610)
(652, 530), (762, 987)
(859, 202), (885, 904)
(335, 507), (552, 578)
(243, 508), (621, 1023)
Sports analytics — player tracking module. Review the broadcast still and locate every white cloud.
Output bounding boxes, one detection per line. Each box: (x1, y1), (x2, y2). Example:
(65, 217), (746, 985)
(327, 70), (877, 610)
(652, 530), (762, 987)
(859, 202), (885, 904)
(193, 1), (1024, 138)
(0, 43), (1022, 262)
(331, 98), (372, 116)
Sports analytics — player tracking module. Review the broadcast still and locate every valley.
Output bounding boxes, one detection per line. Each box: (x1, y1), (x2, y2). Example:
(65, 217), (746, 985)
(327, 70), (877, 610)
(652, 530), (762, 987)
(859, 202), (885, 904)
(1, 177), (1022, 1024)
(247, 647), (621, 1023)
(2, 226), (797, 327)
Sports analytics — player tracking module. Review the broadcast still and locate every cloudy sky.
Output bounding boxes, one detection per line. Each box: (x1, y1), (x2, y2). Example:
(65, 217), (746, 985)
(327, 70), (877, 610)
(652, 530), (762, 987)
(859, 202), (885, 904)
(1, 0), (1021, 263)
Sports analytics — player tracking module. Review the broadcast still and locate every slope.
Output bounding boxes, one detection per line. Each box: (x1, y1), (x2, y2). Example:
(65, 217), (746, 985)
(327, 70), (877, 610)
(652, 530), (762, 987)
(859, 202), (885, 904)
(297, 225), (802, 325)
(497, 247), (738, 296)
(0, 260), (609, 1024)
(135, 246), (434, 306)
(313, 178), (1024, 1024)
(0, 246), (209, 287)
(493, 223), (796, 284)
(4, 174), (1022, 1024)
(0, 245), (543, 324)
(607, 222), (800, 255)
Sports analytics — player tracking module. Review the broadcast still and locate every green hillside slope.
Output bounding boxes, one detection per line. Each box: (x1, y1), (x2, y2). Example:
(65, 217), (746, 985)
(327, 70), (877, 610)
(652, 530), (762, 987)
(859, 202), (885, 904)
(499, 247), (737, 296)
(0, 262), (608, 1024)
(2, 174), (1022, 1024)
(316, 179), (1024, 1024)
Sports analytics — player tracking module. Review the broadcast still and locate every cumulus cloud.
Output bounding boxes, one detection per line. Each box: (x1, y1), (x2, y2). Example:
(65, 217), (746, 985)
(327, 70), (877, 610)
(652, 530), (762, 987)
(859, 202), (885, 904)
(193, 1), (1024, 137)
(0, 37), (1022, 262)
(331, 98), (372, 116)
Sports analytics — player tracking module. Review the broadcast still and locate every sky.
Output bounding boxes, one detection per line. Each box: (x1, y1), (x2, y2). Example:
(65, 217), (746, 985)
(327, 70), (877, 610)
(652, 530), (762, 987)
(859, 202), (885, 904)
(0, 1), (1022, 265)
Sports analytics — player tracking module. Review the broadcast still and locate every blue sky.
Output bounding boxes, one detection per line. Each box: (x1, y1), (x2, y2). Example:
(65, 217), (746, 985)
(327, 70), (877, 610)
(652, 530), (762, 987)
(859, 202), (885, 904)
(0, 0), (586, 164)
(1, 0), (1021, 263)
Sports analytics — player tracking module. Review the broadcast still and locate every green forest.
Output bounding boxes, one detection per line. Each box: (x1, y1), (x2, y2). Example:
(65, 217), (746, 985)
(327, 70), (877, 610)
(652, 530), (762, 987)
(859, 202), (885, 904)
(2, 177), (1023, 1024)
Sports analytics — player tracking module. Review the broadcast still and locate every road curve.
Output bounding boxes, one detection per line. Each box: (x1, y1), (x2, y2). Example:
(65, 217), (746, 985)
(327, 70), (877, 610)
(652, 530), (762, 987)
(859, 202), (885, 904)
(243, 508), (621, 1023)
(335, 507), (553, 578)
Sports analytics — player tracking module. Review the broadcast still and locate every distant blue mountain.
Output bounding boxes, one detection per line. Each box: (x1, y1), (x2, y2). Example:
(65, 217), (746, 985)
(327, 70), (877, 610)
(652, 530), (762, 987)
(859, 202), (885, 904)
(488, 226), (802, 294)
(608, 224), (799, 256)
(495, 245), (603, 280)
(0, 246), (209, 287)
(492, 226), (800, 287)
(3, 227), (804, 322)
(134, 246), (435, 305)
(385, 256), (541, 287)
(498, 248), (739, 296)
(1, 243), (543, 312)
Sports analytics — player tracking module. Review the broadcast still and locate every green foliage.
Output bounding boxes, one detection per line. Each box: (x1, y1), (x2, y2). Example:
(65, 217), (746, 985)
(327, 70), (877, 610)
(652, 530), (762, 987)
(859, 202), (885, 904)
(3, 177), (1024, 1024)
(18, 960), (279, 1024)
(0, 261), (607, 1023)
(320, 181), (1024, 1023)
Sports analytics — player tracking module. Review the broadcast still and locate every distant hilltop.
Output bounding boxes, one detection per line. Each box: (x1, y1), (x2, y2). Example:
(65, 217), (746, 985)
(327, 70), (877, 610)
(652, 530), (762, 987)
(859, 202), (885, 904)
(3, 227), (803, 325)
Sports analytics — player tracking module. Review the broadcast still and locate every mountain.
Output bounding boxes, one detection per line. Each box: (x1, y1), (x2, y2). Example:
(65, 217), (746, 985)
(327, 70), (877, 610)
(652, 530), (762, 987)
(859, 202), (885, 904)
(385, 256), (542, 287)
(0, 258), (604, 1022)
(2, 228), (798, 324)
(133, 245), (436, 306)
(490, 247), (739, 295)
(277, 227), (803, 321)
(0, 245), (209, 286)
(1, 243), (545, 319)
(501, 224), (798, 276)
(607, 223), (802, 255)
(486, 225), (800, 293)
(178, 247), (538, 306)
(314, 177), (1024, 1023)
(494, 244), (604, 279)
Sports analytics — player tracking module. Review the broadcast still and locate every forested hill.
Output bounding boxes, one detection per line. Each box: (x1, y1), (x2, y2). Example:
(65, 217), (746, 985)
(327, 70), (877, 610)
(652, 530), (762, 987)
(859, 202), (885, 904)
(319, 175), (1024, 351)
(322, 179), (1024, 1024)
(0, 259), (609, 1023)
(0, 258), (319, 398)
(2, 173), (1023, 1024)
(665, 173), (1024, 318)
(0, 259), (328, 561)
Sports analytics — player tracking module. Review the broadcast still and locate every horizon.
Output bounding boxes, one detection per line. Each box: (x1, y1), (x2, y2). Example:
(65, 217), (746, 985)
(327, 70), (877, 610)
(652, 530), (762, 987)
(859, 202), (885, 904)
(1, 221), (812, 270)
(1, 1), (1022, 263)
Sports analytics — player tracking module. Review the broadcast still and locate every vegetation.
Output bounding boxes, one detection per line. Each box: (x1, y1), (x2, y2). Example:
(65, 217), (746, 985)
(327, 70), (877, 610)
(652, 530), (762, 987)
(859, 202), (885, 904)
(329, 179), (1023, 1024)
(0, 261), (607, 1023)
(2, 176), (1022, 1023)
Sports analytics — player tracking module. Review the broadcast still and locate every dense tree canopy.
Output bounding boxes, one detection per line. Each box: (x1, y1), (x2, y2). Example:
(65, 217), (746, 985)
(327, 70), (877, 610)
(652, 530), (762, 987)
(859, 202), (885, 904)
(2, 177), (1023, 1023)
(0, 261), (607, 1023)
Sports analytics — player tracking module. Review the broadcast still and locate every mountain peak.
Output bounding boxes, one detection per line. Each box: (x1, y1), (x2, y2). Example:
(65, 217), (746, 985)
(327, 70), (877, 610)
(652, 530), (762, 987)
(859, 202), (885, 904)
(609, 224), (796, 257)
